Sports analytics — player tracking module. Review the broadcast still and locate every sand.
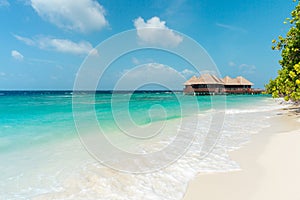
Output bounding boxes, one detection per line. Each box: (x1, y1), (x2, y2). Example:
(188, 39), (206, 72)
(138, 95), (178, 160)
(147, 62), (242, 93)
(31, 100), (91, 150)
(183, 110), (300, 200)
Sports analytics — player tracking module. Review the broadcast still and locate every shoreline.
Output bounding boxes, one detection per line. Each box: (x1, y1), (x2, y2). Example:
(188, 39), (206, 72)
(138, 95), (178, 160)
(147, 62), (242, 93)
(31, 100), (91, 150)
(183, 107), (300, 200)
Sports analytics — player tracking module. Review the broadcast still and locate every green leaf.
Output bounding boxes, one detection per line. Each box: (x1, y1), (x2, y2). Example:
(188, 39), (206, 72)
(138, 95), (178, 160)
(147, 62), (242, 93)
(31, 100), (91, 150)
(265, 0), (300, 102)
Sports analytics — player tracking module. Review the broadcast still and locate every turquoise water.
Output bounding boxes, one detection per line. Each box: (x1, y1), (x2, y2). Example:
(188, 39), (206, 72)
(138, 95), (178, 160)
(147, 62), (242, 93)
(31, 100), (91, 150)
(0, 93), (75, 153)
(0, 91), (281, 199)
(0, 92), (269, 152)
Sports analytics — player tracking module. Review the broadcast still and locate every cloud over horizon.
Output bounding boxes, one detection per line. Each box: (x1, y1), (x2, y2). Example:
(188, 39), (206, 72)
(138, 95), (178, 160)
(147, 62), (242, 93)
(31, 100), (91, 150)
(116, 63), (186, 90)
(134, 16), (183, 47)
(30, 0), (108, 33)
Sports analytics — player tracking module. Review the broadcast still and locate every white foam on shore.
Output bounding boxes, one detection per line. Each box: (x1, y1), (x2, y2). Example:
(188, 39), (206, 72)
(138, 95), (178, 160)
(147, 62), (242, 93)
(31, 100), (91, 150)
(0, 99), (288, 200)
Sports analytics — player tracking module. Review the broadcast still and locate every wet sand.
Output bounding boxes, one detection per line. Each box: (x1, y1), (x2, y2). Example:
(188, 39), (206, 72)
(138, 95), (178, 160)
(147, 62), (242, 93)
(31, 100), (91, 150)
(183, 110), (300, 200)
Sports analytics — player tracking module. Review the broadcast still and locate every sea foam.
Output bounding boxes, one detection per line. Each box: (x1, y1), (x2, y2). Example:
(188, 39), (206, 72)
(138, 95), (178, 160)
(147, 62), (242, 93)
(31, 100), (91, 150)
(0, 94), (286, 200)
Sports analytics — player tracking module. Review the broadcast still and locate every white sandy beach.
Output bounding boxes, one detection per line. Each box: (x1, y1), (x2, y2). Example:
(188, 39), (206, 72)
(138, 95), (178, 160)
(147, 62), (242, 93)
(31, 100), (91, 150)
(183, 109), (300, 200)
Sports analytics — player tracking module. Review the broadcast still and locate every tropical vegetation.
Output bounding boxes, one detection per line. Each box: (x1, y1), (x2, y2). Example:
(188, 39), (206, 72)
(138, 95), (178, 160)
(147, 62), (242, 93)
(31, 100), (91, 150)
(266, 0), (300, 101)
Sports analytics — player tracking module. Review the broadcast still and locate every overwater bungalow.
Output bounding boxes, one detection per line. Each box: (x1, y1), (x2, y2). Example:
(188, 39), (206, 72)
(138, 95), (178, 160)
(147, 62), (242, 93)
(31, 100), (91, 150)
(222, 76), (254, 94)
(184, 74), (224, 95)
(184, 74), (262, 95)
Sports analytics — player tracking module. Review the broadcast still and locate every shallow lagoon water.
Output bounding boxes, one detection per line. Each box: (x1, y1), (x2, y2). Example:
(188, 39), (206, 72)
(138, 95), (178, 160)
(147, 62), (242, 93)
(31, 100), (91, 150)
(0, 92), (285, 199)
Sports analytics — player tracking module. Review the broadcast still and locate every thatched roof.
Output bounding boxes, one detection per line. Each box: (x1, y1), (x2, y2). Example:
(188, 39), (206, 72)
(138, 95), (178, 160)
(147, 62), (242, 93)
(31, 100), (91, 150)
(222, 76), (253, 86)
(184, 75), (199, 85)
(184, 74), (223, 85)
(198, 74), (224, 84)
(185, 74), (254, 86)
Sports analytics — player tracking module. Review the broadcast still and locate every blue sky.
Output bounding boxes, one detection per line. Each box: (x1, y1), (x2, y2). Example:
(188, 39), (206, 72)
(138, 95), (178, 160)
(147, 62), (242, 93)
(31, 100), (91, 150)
(0, 0), (296, 90)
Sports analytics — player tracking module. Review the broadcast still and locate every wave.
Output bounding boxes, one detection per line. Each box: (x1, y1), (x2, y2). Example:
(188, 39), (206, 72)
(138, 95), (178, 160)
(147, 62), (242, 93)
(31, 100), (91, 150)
(0, 96), (287, 200)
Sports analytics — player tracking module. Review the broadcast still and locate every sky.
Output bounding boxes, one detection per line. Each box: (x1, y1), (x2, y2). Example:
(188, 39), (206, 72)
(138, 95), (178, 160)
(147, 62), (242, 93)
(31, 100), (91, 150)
(0, 0), (296, 90)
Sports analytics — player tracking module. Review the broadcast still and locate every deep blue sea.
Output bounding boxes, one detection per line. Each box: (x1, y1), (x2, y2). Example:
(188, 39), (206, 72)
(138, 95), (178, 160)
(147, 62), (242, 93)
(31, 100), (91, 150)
(0, 91), (285, 200)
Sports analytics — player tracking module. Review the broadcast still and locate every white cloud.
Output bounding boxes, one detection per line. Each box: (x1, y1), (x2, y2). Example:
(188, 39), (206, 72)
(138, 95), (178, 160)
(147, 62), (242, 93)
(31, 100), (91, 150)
(216, 23), (247, 33)
(30, 0), (108, 33)
(228, 61), (236, 67)
(0, 0), (9, 7)
(39, 38), (96, 55)
(134, 16), (183, 47)
(180, 69), (198, 78)
(11, 50), (24, 61)
(14, 35), (97, 55)
(0, 72), (6, 76)
(238, 64), (256, 74)
(14, 35), (35, 46)
(132, 57), (140, 65)
(116, 63), (186, 90)
(164, 0), (186, 17)
(131, 57), (155, 65)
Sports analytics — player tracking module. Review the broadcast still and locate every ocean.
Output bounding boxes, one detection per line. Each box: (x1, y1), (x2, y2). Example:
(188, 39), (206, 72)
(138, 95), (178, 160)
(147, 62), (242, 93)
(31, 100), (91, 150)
(0, 91), (286, 200)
